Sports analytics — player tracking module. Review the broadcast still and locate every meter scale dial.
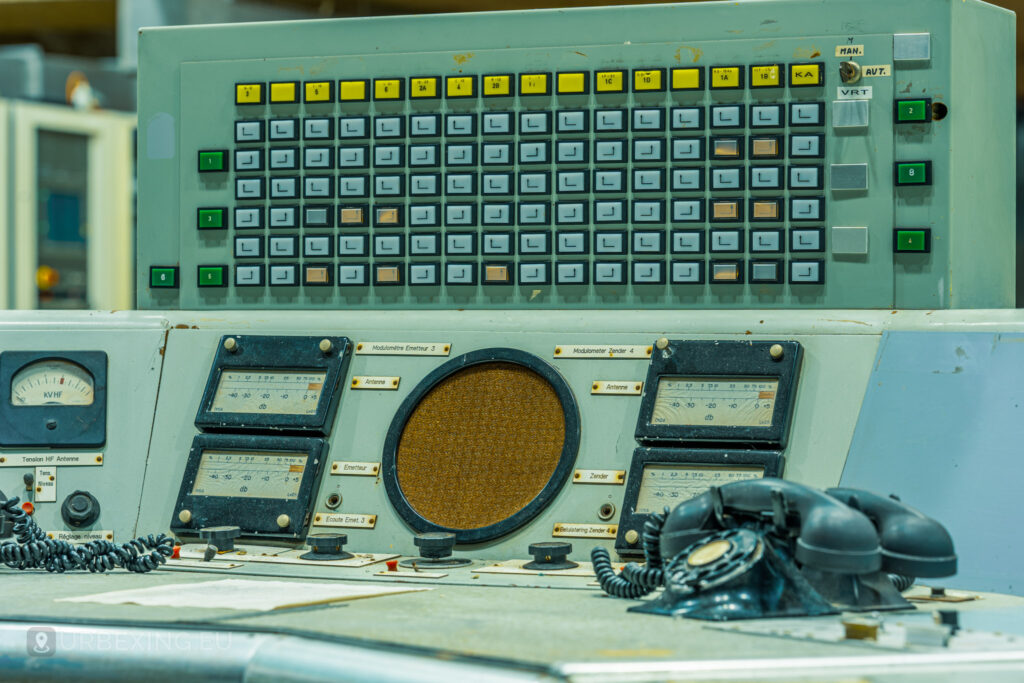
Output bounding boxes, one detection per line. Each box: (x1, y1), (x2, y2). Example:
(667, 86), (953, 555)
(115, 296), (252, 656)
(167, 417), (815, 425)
(0, 351), (107, 447)
(12, 359), (95, 406)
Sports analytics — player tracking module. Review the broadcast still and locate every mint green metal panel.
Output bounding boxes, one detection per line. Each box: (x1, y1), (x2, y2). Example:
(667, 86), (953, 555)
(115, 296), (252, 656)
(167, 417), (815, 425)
(136, 0), (1014, 310)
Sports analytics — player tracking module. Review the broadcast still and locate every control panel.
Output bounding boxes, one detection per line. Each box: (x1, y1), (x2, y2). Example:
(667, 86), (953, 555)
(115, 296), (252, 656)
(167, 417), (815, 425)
(138, 0), (1014, 310)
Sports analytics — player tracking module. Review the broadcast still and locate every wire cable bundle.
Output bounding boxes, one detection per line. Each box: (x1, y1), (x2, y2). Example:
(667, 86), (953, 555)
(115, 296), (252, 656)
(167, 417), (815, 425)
(0, 494), (173, 573)
(591, 507), (669, 598)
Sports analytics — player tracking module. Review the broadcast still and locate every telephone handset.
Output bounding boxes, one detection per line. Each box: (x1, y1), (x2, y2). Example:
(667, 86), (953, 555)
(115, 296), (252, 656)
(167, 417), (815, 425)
(593, 479), (957, 620)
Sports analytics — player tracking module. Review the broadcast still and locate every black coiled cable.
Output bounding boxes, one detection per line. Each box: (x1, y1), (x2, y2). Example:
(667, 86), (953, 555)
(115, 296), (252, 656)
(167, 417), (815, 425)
(889, 573), (915, 592)
(592, 507), (668, 599)
(0, 495), (173, 573)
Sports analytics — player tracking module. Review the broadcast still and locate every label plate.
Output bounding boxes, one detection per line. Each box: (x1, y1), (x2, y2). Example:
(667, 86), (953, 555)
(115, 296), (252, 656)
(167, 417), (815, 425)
(34, 467), (56, 503)
(47, 529), (114, 542)
(313, 513), (377, 529)
(591, 380), (643, 395)
(355, 342), (451, 356)
(554, 345), (652, 359)
(330, 461), (381, 476)
(573, 469), (626, 485)
(351, 376), (400, 390)
(0, 453), (103, 467)
(553, 523), (617, 539)
(837, 86), (873, 99)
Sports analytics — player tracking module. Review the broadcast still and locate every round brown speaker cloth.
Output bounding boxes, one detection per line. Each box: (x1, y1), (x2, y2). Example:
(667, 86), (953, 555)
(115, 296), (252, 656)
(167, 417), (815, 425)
(395, 361), (567, 530)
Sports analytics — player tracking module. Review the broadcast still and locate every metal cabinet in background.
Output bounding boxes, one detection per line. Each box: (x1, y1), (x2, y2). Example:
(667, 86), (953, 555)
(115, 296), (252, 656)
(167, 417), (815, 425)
(0, 99), (135, 310)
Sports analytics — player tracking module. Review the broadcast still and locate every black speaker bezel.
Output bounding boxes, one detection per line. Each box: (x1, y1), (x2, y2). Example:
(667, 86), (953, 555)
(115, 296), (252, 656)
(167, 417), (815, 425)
(382, 347), (580, 544)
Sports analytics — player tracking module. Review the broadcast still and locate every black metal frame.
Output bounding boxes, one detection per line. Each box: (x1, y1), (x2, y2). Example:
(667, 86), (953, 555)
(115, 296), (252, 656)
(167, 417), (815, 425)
(615, 446), (784, 555)
(381, 347), (580, 544)
(634, 340), (802, 446)
(170, 433), (326, 540)
(0, 351), (107, 447)
(195, 335), (351, 435)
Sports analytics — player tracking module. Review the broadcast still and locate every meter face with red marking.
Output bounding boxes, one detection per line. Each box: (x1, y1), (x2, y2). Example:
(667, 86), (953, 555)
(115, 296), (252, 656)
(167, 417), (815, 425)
(11, 359), (94, 406)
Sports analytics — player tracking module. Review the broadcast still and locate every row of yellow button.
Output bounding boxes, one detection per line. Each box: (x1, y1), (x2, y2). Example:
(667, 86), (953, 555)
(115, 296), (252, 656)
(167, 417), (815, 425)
(235, 64), (822, 105)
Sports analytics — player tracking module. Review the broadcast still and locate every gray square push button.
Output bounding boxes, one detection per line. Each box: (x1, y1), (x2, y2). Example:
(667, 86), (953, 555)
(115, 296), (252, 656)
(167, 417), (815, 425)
(557, 110), (587, 132)
(268, 119), (297, 140)
(750, 104), (782, 128)
(409, 264), (439, 285)
(235, 120), (263, 143)
(672, 231), (703, 253)
(672, 261), (703, 283)
(374, 117), (403, 138)
(269, 264), (297, 285)
(519, 232), (549, 254)
(235, 207), (262, 229)
(235, 178), (264, 199)
(594, 201), (624, 223)
(482, 203), (512, 224)
(482, 143), (511, 165)
(483, 232), (512, 254)
(482, 113), (512, 135)
(556, 262), (586, 284)
(304, 236), (332, 257)
(409, 205), (438, 226)
(833, 100), (870, 129)
(830, 163), (869, 190)
(595, 232), (625, 254)
(409, 145), (437, 166)
(831, 226), (869, 255)
(303, 118), (331, 139)
(594, 262), (625, 284)
(269, 236), (297, 257)
(339, 117), (368, 139)
(446, 263), (475, 285)
(337, 235), (368, 256)
(410, 115), (439, 137)
(671, 107), (702, 130)
(750, 230), (782, 252)
(409, 234), (439, 255)
(594, 109), (625, 132)
(268, 207), (296, 228)
(235, 149), (262, 171)
(632, 261), (663, 283)
(338, 264), (367, 285)
(519, 262), (549, 284)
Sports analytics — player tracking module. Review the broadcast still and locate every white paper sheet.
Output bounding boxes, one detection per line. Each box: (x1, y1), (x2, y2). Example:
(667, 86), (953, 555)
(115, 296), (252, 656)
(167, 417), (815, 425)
(57, 578), (430, 611)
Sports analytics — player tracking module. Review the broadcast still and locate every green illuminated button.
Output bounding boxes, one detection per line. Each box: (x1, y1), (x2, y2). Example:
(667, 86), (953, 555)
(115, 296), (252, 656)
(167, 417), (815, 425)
(198, 266), (227, 287)
(150, 267), (178, 288)
(895, 162), (929, 185)
(894, 229), (930, 253)
(197, 208), (226, 229)
(896, 99), (928, 123)
(198, 150), (226, 172)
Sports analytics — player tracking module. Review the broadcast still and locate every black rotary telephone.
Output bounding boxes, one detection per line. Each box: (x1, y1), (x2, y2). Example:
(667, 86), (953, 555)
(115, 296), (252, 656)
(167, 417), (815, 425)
(592, 479), (957, 620)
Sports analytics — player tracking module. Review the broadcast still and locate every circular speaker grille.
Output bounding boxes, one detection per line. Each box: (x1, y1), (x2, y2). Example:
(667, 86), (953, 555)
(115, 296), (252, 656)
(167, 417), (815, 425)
(383, 349), (579, 543)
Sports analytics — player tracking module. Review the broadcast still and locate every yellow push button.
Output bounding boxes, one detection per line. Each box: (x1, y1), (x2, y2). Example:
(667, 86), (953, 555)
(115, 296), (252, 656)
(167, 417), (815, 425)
(520, 73), (550, 96)
(711, 262), (742, 283)
(751, 137), (780, 158)
(374, 79), (402, 100)
(269, 81), (297, 103)
(752, 200), (781, 220)
(711, 66), (742, 89)
(712, 200), (741, 220)
(790, 63), (823, 87)
(712, 138), (741, 158)
(339, 207), (365, 225)
(595, 70), (625, 93)
(671, 68), (703, 90)
(304, 81), (332, 102)
(375, 207), (401, 225)
(484, 264), (511, 283)
(304, 266), (330, 285)
(339, 80), (368, 101)
(410, 77), (439, 98)
(633, 69), (664, 92)
(235, 83), (263, 105)
(483, 75), (511, 96)
(557, 72), (587, 94)
(374, 265), (402, 285)
(446, 76), (475, 98)
(750, 65), (781, 88)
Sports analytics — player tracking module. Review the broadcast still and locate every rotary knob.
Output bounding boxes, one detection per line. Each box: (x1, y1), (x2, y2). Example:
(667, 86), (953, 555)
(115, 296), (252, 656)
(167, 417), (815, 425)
(414, 531), (457, 559)
(199, 525), (241, 553)
(400, 531), (471, 568)
(300, 533), (353, 561)
(60, 490), (100, 528)
(524, 541), (579, 570)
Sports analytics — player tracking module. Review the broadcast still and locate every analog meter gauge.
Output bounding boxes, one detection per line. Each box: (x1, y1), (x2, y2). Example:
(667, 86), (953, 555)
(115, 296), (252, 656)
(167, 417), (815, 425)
(0, 352), (107, 446)
(195, 335), (352, 435)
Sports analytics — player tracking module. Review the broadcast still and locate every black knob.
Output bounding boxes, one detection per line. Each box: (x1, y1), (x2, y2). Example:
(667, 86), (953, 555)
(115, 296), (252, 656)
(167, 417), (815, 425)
(310, 533), (347, 554)
(61, 490), (100, 528)
(524, 541), (579, 571)
(414, 532), (456, 559)
(199, 525), (241, 552)
(300, 533), (353, 561)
